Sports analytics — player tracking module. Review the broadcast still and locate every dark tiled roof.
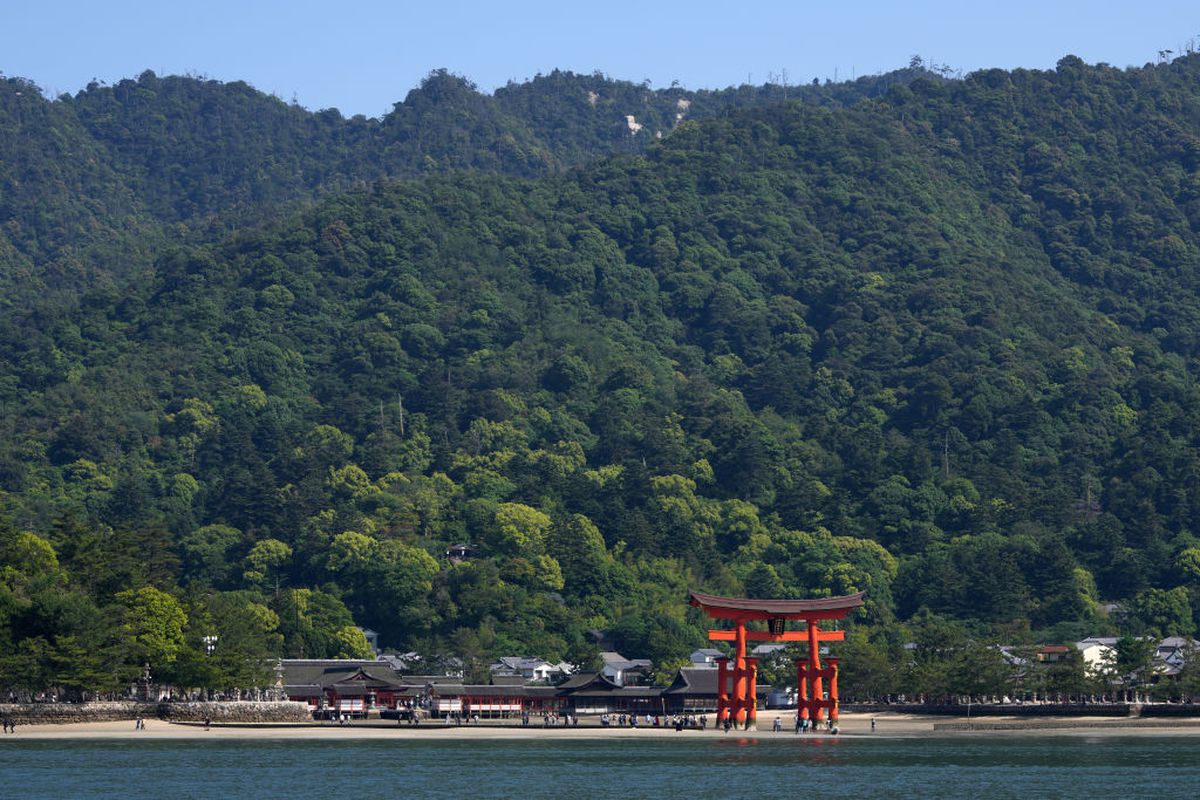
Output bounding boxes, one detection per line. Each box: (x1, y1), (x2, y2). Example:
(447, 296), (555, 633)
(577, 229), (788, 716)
(663, 668), (771, 697)
(490, 675), (529, 686)
(326, 684), (370, 696)
(664, 668), (718, 695)
(555, 672), (619, 692)
(401, 674), (464, 686)
(281, 660), (381, 687)
(352, 667), (409, 688)
(571, 690), (658, 699)
(457, 685), (528, 697)
(427, 684), (549, 697)
(281, 660), (408, 690)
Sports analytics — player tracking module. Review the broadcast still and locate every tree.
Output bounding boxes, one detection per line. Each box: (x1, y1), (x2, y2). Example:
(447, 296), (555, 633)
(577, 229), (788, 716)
(274, 588), (358, 659)
(743, 562), (786, 599)
(1040, 648), (1089, 699)
(547, 514), (611, 597)
(488, 503), (552, 558)
(1127, 587), (1194, 638)
(1175, 643), (1200, 702)
(1097, 636), (1158, 698)
(949, 642), (1013, 700)
(836, 631), (897, 702)
(5, 588), (125, 699)
(117, 586), (188, 668)
(334, 625), (374, 659)
(243, 539), (293, 589)
(212, 596), (282, 689)
(1, 530), (60, 587)
(904, 611), (967, 701)
(179, 524), (242, 586)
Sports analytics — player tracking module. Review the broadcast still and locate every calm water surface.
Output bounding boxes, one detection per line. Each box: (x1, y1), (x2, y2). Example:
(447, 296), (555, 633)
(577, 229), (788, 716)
(3, 735), (1199, 799)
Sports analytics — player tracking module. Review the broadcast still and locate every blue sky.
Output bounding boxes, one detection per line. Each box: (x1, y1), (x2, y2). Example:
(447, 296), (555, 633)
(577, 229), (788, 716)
(3, 1), (1197, 118)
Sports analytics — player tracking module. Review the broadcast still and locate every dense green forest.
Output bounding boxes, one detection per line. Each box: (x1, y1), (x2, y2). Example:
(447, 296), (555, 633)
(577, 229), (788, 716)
(0, 65), (932, 296)
(5, 55), (1200, 697)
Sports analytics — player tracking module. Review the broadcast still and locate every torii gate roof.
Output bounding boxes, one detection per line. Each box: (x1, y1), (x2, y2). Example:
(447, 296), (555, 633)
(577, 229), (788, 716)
(688, 591), (865, 620)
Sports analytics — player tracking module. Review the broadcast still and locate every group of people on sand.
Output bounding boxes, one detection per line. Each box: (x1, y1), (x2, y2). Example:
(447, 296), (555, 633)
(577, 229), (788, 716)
(670, 714), (706, 731)
(597, 713), (708, 731)
(790, 715), (838, 735)
(540, 713), (578, 727)
(2, 717), (14, 734)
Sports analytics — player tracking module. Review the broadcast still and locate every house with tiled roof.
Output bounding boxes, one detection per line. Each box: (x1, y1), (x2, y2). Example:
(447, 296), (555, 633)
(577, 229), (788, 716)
(1036, 644), (1072, 662)
(689, 648), (724, 667)
(489, 656), (572, 682)
(599, 652), (653, 686)
(1155, 636), (1199, 677)
(1076, 637), (1119, 671)
(662, 667), (770, 714)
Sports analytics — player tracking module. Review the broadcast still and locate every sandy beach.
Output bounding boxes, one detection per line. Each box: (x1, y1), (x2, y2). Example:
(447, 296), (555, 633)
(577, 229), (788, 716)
(8, 711), (1200, 740)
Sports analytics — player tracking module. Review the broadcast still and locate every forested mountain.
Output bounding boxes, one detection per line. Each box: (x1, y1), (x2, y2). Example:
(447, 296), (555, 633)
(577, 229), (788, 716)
(5, 54), (1200, 696)
(0, 65), (934, 294)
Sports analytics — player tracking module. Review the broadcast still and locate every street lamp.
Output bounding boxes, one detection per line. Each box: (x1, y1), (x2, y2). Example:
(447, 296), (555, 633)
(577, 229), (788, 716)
(200, 635), (220, 701)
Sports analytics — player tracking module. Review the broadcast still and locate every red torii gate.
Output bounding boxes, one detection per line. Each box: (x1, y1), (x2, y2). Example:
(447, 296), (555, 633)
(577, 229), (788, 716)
(688, 591), (865, 729)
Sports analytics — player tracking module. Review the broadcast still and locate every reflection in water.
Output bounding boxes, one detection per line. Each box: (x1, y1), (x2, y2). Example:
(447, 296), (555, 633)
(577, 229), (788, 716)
(713, 733), (849, 767)
(792, 736), (846, 768)
(712, 736), (758, 764)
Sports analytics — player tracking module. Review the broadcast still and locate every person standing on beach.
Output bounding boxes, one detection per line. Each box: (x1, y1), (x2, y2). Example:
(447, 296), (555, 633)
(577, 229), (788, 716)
(871, 717), (876, 733)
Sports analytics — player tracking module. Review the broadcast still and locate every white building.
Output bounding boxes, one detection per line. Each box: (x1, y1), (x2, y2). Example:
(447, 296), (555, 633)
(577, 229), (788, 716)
(750, 643), (790, 659)
(1075, 637), (1119, 671)
(689, 648), (724, 668)
(488, 656), (572, 683)
(599, 652), (653, 686)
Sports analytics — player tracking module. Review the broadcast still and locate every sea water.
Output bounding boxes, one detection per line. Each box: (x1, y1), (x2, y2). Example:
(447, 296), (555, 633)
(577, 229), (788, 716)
(2, 735), (1199, 799)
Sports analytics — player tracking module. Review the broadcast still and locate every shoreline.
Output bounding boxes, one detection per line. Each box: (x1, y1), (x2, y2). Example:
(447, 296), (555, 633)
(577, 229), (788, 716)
(7, 711), (1200, 740)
